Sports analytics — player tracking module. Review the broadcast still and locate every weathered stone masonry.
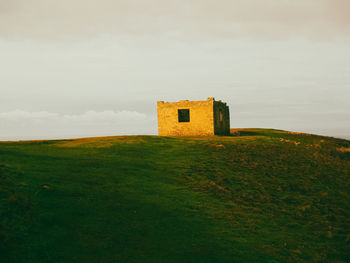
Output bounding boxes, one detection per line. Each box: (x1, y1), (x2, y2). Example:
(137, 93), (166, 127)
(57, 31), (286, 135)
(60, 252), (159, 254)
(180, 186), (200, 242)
(157, 97), (230, 136)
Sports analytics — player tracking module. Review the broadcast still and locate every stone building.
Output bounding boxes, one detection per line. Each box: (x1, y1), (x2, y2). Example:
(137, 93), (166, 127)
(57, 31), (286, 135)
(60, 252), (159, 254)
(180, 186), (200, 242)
(157, 97), (230, 136)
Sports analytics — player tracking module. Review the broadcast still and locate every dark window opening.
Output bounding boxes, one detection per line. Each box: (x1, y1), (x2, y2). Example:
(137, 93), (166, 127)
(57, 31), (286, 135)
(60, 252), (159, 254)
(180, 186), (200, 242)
(178, 109), (190, 122)
(219, 110), (223, 122)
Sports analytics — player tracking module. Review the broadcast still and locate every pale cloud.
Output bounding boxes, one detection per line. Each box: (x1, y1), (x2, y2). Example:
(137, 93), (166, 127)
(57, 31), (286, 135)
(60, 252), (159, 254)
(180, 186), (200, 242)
(0, 1), (349, 140)
(0, 0), (349, 41)
(0, 36), (349, 139)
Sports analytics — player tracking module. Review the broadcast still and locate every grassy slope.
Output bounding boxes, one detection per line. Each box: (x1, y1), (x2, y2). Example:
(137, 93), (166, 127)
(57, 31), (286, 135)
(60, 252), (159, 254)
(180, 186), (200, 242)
(0, 129), (349, 263)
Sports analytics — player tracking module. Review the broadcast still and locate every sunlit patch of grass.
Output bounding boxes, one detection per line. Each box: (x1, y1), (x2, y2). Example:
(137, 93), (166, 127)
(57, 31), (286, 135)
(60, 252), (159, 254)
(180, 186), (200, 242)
(337, 147), (350, 153)
(55, 135), (148, 148)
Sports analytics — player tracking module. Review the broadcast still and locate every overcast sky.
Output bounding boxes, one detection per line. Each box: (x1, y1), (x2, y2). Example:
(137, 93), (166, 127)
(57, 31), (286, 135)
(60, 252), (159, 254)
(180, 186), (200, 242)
(1, 0), (349, 140)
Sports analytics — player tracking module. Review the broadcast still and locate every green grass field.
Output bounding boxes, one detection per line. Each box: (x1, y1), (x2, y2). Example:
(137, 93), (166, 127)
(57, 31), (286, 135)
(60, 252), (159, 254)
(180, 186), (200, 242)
(1, 129), (349, 262)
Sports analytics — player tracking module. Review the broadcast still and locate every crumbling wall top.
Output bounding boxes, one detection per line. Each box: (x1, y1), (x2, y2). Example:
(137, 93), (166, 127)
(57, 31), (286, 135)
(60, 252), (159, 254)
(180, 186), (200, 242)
(157, 97), (223, 104)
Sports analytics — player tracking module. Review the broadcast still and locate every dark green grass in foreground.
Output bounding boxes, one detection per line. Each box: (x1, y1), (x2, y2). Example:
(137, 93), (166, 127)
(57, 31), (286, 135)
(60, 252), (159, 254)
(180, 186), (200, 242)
(0, 129), (349, 262)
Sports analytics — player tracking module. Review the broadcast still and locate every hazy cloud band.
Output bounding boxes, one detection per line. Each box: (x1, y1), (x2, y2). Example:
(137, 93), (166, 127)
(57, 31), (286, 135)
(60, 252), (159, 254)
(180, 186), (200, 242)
(0, 0), (349, 41)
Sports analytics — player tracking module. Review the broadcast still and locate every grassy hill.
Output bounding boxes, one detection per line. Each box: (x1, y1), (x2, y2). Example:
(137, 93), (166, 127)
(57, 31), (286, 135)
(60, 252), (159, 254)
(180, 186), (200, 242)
(0, 129), (349, 262)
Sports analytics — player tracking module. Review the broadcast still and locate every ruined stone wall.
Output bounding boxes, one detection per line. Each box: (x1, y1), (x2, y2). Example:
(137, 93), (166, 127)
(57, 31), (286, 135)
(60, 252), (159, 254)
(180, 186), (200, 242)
(213, 100), (230, 135)
(157, 98), (215, 136)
